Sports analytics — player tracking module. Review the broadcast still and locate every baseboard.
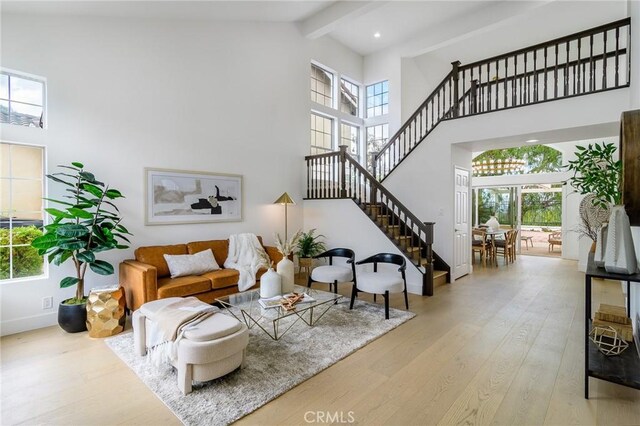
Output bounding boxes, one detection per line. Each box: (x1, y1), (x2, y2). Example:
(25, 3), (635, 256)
(1, 311), (57, 336)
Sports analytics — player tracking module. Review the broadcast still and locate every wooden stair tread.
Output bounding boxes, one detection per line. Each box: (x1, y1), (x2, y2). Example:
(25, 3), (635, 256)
(405, 247), (421, 252)
(433, 270), (448, 278)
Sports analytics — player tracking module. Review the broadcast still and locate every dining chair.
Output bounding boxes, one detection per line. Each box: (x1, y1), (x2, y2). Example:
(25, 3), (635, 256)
(494, 229), (516, 264)
(471, 229), (491, 267)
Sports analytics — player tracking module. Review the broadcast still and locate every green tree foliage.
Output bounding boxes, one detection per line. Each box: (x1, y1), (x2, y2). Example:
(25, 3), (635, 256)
(521, 191), (562, 226)
(473, 145), (562, 175)
(0, 226), (44, 280)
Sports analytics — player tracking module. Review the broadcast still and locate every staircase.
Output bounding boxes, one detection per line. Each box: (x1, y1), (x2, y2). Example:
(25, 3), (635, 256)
(303, 18), (631, 296)
(305, 147), (450, 296)
(373, 18), (631, 181)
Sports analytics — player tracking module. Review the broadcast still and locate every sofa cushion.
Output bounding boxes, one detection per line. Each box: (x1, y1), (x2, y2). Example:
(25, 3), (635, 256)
(164, 249), (220, 278)
(136, 244), (188, 278)
(200, 269), (240, 289)
(256, 267), (267, 280)
(187, 240), (229, 268)
(157, 276), (211, 298)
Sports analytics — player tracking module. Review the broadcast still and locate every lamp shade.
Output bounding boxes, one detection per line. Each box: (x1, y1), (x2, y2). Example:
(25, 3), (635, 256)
(273, 192), (295, 205)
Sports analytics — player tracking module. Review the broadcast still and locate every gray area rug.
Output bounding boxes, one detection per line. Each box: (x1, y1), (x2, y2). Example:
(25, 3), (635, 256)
(106, 299), (414, 425)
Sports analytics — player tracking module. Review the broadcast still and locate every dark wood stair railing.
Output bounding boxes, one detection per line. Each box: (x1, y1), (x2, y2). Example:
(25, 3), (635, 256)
(373, 18), (631, 182)
(305, 146), (450, 296)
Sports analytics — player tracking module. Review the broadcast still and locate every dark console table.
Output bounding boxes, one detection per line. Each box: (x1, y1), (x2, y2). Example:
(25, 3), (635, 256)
(584, 255), (640, 398)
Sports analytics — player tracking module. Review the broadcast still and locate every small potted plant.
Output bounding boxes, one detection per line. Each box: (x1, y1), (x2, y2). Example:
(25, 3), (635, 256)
(31, 162), (131, 333)
(296, 229), (326, 271)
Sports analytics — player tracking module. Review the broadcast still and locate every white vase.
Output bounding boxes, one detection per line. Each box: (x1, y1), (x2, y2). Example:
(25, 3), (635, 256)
(604, 205), (638, 275)
(594, 223), (608, 268)
(260, 268), (281, 298)
(277, 257), (295, 294)
(486, 216), (500, 232)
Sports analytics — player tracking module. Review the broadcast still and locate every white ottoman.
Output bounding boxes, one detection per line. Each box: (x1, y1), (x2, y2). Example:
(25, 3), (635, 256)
(133, 297), (249, 395)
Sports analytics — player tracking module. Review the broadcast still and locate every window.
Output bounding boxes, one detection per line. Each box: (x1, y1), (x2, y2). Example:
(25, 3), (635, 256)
(1, 71), (45, 128)
(340, 78), (359, 117)
(366, 80), (388, 118)
(310, 113), (333, 155)
(1, 142), (45, 281)
(366, 124), (389, 170)
(310, 64), (333, 108)
(341, 123), (360, 161)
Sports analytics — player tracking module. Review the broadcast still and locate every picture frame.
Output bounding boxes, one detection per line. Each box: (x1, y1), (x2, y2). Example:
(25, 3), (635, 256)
(145, 168), (243, 225)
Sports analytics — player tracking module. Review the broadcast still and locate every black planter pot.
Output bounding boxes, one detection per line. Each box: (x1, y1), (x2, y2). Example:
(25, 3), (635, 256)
(58, 301), (87, 333)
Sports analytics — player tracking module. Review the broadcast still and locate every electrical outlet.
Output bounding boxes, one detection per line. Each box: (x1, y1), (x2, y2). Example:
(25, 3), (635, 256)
(42, 296), (53, 310)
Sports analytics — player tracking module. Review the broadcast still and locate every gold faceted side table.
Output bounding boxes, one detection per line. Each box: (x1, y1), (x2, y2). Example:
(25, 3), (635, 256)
(86, 285), (126, 338)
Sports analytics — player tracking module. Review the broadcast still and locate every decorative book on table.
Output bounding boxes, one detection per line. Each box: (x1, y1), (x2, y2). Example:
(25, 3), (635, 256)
(259, 293), (316, 309)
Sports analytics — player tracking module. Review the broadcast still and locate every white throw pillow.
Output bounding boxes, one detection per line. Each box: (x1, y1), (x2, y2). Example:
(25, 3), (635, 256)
(163, 249), (220, 278)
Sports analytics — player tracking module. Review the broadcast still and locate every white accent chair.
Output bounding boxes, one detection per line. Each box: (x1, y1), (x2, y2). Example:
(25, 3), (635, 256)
(307, 248), (356, 294)
(350, 253), (408, 319)
(133, 297), (249, 395)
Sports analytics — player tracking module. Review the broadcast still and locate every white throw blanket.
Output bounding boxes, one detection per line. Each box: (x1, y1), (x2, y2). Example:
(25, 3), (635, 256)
(146, 297), (219, 366)
(224, 233), (270, 291)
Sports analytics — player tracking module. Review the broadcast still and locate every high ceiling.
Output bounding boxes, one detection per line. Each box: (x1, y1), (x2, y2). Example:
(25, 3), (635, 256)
(0, 1), (615, 57)
(0, 1), (333, 23)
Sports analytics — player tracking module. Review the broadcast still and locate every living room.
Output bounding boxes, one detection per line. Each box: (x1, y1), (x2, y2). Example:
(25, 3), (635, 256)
(2, 1), (640, 425)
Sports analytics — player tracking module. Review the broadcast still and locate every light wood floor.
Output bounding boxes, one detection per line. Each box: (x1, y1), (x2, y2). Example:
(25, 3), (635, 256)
(2, 256), (640, 425)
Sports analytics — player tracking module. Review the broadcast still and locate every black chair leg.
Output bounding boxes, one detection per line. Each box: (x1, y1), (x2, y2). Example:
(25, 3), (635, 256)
(384, 291), (389, 319)
(349, 284), (357, 310)
(333, 280), (338, 294)
(373, 294), (377, 303)
(404, 288), (409, 310)
(307, 274), (313, 288)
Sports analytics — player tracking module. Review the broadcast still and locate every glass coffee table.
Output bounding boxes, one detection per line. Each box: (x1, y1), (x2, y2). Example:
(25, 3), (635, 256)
(216, 285), (342, 340)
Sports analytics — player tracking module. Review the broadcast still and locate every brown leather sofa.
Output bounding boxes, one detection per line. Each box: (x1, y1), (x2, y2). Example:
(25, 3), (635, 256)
(119, 236), (284, 311)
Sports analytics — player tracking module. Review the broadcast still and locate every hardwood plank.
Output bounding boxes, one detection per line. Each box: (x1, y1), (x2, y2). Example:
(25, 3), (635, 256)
(3, 257), (640, 426)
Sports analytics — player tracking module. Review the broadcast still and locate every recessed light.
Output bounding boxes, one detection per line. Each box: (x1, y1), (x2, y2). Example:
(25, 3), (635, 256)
(374, 32), (381, 38)
(525, 139), (539, 143)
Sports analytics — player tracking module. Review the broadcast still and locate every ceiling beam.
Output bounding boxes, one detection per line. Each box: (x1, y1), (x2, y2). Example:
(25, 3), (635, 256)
(299, 1), (387, 39)
(398, 0), (554, 58)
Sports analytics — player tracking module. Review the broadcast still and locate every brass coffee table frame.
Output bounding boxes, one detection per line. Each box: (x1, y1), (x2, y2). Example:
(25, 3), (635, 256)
(216, 285), (342, 340)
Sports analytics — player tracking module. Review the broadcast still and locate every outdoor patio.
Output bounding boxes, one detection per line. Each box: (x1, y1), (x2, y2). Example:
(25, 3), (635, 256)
(519, 228), (562, 258)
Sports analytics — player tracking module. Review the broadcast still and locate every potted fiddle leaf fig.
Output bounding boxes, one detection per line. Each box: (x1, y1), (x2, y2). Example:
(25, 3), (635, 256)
(31, 162), (131, 333)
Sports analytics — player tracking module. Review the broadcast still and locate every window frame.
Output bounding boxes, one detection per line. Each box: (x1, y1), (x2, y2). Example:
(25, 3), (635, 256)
(366, 80), (389, 118)
(310, 112), (335, 155)
(310, 61), (367, 162)
(0, 141), (48, 283)
(0, 68), (47, 129)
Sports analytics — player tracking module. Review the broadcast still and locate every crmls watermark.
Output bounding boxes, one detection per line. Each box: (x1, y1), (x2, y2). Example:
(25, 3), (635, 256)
(304, 411), (355, 424)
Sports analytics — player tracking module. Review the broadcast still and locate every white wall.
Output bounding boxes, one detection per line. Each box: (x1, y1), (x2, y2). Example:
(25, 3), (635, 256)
(382, 89), (629, 270)
(303, 199), (424, 294)
(0, 13), (361, 335)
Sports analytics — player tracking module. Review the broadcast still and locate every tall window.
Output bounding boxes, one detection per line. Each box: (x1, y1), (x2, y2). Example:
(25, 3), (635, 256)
(366, 124), (389, 170)
(340, 78), (359, 117)
(1, 71), (46, 128)
(310, 113), (333, 155)
(311, 64), (333, 108)
(1, 142), (45, 281)
(340, 123), (360, 161)
(366, 80), (388, 118)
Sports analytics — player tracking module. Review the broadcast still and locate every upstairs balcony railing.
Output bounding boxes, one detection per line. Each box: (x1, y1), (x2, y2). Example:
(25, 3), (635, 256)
(373, 18), (631, 181)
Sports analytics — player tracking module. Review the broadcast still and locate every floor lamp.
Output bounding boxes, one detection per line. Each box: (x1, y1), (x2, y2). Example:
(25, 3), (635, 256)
(273, 192), (295, 240)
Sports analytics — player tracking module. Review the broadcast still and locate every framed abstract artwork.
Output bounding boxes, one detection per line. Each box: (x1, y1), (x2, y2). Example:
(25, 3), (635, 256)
(145, 168), (242, 225)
